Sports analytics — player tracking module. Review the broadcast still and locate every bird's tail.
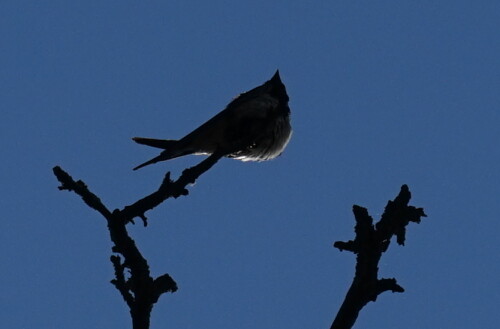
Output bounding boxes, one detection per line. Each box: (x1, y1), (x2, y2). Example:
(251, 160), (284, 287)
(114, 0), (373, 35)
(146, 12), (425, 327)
(132, 137), (178, 149)
(132, 137), (192, 170)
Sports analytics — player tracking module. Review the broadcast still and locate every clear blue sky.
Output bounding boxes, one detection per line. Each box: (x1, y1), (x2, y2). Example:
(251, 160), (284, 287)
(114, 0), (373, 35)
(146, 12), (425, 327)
(1, 1), (499, 328)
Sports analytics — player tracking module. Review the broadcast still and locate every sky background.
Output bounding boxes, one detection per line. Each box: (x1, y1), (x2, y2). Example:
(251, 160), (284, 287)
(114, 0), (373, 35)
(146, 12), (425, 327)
(1, 1), (499, 328)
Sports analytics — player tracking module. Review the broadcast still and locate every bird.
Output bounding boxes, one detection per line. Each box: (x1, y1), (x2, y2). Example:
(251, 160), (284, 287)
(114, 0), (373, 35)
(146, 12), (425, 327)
(132, 70), (292, 170)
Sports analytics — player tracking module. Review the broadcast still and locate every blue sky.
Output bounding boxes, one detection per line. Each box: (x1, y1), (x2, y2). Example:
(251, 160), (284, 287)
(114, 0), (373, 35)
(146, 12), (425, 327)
(1, 1), (499, 328)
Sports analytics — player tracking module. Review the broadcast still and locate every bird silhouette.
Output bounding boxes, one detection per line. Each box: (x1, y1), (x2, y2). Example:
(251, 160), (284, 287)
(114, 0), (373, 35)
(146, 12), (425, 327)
(133, 70), (292, 170)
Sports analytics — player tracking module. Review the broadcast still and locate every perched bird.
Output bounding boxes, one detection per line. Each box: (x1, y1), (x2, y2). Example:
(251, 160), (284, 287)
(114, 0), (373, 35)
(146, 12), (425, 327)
(132, 70), (292, 170)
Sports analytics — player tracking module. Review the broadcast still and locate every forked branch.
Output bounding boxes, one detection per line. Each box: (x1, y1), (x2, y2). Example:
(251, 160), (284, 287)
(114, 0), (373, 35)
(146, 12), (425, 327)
(52, 152), (223, 329)
(331, 185), (427, 329)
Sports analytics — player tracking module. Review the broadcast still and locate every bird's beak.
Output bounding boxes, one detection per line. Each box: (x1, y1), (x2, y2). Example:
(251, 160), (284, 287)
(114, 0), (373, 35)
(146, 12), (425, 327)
(271, 70), (281, 83)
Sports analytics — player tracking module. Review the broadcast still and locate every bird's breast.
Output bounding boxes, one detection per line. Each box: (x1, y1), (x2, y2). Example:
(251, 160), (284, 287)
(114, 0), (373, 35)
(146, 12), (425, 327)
(230, 113), (292, 162)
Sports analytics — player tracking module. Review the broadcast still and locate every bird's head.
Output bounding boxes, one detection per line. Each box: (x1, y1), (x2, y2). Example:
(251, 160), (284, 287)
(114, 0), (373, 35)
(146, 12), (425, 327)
(265, 70), (289, 103)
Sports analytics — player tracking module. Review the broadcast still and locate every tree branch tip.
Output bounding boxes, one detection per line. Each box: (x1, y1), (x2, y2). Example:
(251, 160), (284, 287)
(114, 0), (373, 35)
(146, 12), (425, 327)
(161, 171), (172, 184)
(52, 166), (72, 189)
(177, 188), (189, 198)
(378, 278), (405, 293)
(154, 273), (178, 294)
(333, 241), (357, 253)
(140, 214), (148, 227)
(418, 207), (428, 218)
(393, 285), (405, 293)
(52, 165), (64, 175)
(352, 205), (372, 221)
(352, 205), (366, 212)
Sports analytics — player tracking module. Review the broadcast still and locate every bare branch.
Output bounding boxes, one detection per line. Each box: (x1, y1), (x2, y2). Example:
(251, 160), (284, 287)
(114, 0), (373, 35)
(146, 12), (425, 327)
(120, 152), (224, 226)
(331, 185), (427, 329)
(52, 154), (221, 329)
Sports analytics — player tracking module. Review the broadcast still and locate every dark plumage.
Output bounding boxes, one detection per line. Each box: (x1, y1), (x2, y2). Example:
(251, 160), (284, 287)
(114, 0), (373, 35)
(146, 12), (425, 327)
(133, 70), (292, 170)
